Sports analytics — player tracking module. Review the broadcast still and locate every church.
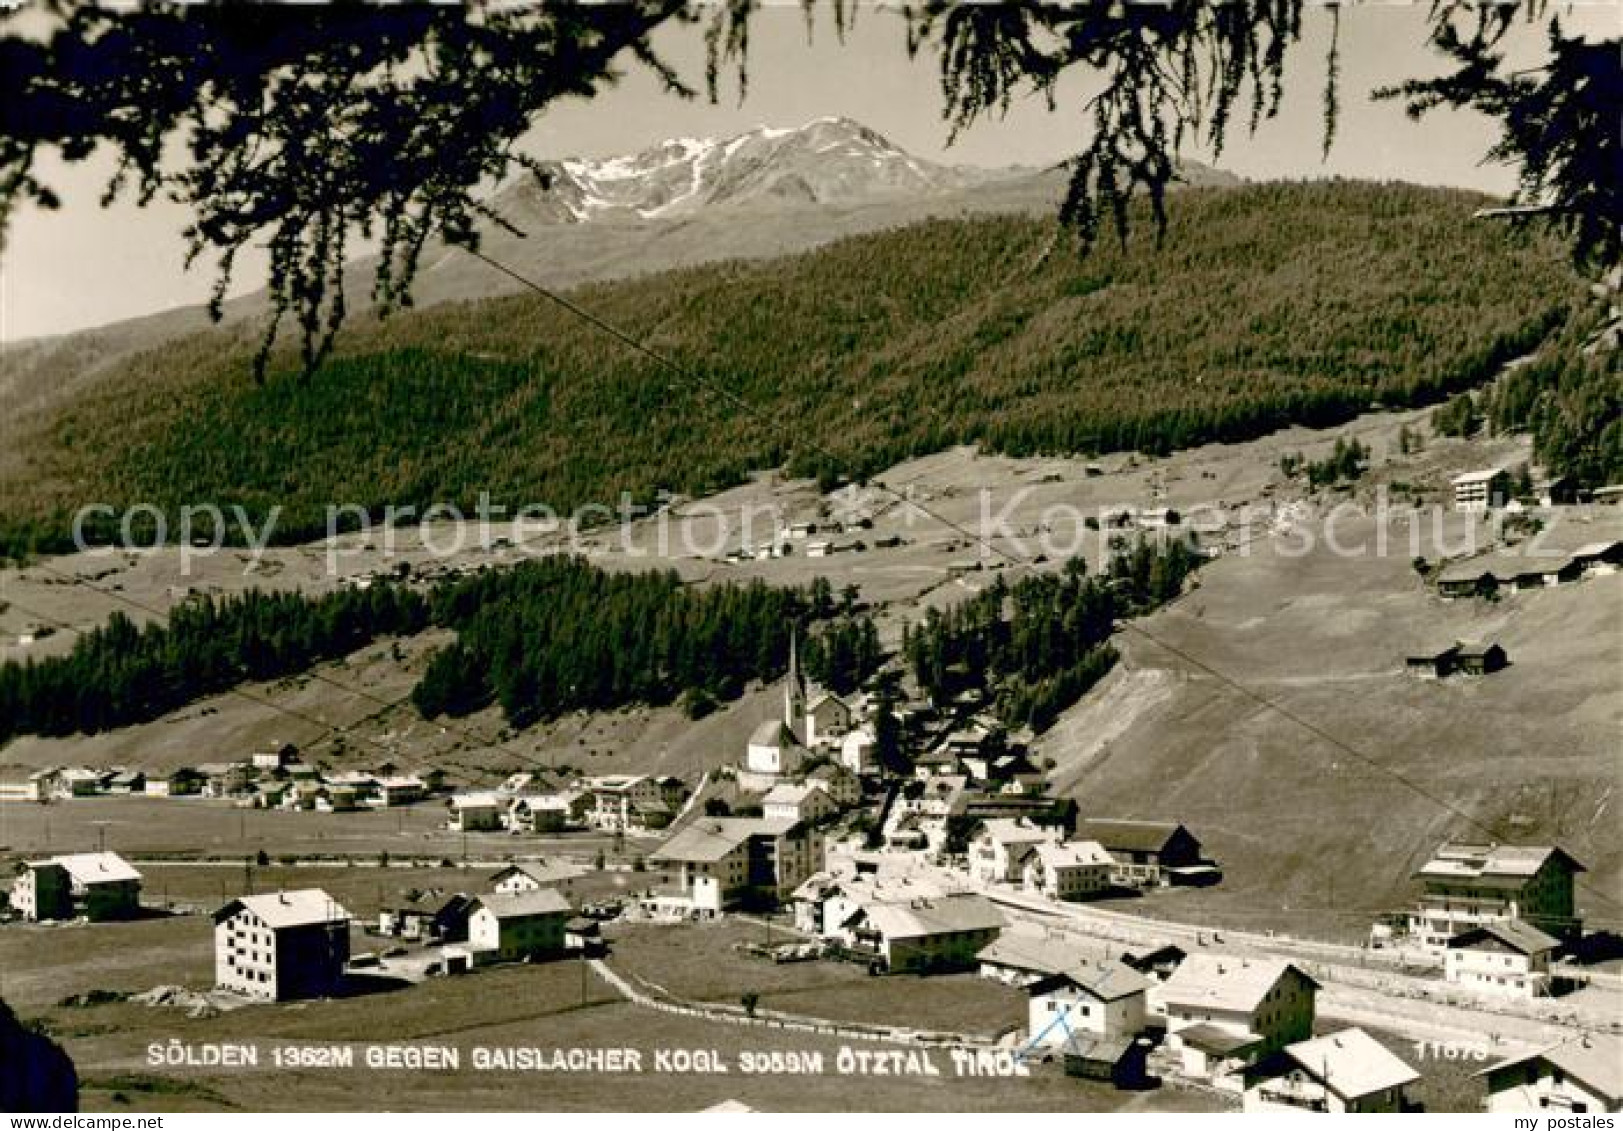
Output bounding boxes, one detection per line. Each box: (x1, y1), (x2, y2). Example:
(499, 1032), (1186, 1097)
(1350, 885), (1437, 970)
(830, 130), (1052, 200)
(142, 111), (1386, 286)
(741, 631), (854, 789)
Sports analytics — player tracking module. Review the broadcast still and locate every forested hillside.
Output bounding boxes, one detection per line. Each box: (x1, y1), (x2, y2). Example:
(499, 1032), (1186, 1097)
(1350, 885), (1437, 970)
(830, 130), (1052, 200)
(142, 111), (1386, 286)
(1, 181), (1591, 559)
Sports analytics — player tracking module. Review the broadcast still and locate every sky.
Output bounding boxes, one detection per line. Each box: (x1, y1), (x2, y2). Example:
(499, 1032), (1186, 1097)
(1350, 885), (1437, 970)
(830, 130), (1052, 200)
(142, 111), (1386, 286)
(1, 3), (1611, 342)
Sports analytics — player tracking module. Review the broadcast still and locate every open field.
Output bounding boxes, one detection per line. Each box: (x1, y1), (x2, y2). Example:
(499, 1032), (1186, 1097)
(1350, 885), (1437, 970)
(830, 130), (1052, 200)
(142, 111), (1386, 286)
(6, 918), (1229, 1112)
(607, 919), (1027, 1039)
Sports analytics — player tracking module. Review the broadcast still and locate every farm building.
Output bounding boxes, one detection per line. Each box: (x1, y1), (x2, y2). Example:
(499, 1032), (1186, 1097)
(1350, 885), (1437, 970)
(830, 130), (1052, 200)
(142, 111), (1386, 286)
(214, 889), (351, 1002)
(1411, 842), (1585, 951)
(1072, 819), (1207, 888)
(1242, 1028), (1419, 1113)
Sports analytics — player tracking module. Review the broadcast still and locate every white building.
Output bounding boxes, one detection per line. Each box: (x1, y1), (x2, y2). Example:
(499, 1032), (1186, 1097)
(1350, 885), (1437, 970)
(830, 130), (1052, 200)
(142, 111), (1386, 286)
(1242, 1028), (1419, 1113)
(1411, 842), (1585, 952)
(1444, 920), (1559, 1000)
(11, 852), (143, 922)
(448, 793), (505, 832)
(1452, 468), (1511, 512)
(214, 889), (350, 1002)
(489, 860), (575, 895)
(968, 819), (1061, 885)
(1026, 962), (1151, 1048)
(1477, 1035), (1621, 1113)
(761, 782), (837, 824)
(839, 726), (879, 775)
(1159, 955), (1320, 1083)
(1022, 840), (1114, 902)
(467, 889), (571, 963)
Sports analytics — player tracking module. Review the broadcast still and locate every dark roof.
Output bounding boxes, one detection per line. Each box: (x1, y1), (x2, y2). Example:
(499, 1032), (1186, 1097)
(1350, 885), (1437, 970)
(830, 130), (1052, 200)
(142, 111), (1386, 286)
(1062, 1034), (1138, 1065)
(1447, 920), (1560, 955)
(1074, 818), (1191, 854)
(1176, 1024), (1262, 1056)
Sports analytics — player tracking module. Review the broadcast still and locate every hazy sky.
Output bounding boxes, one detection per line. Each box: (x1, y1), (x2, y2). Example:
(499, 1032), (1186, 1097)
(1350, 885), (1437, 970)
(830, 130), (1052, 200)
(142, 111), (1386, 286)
(2, 4), (1610, 342)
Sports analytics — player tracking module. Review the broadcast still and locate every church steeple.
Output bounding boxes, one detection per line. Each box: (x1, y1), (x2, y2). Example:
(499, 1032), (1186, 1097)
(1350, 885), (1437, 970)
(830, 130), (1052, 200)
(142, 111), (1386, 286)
(784, 625), (807, 734)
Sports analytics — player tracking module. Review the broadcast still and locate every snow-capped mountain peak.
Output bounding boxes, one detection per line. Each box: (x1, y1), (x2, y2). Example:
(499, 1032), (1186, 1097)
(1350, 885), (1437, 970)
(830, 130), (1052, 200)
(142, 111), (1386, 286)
(497, 117), (1000, 225)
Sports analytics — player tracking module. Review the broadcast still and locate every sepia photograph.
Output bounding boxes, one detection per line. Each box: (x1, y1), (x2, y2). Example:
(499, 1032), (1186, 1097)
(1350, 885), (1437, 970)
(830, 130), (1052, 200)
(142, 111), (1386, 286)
(0, 0), (1619, 1118)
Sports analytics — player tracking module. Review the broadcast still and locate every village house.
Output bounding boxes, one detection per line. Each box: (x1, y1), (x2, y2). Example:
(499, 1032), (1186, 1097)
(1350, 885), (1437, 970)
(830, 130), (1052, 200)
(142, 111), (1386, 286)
(11, 852), (143, 921)
(143, 767), (204, 797)
(59, 767), (111, 797)
(507, 789), (592, 833)
(1242, 1028), (1420, 1113)
(197, 762), (253, 799)
(1159, 955), (1320, 1084)
(467, 889), (572, 964)
(1452, 468), (1512, 512)
(251, 744), (298, 772)
(1476, 1035), (1622, 1113)
(794, 869), (951, 942)
(1027, 961), (1152, 1047)
(1073, 819), (1208, 888)
(1405, 640), (1509, 678)
(489, 860), (574, 895)
(378, 893), (473, 944)
(587, 775), (686, 833)
(845, 892), (1005, 974)
(1444, 920), (1560, 1000)
(105, 769), (145, 795)
(371, 775), (427, 807)
(804, 762), (862, 807)
(838, 726), (880, 776)
(968, 818), (1061, 885)
(804, 692), (853, 748)
(761, 782), (837, 824)
(214, 889), (351, 1002)
(447, 793), (505, 832)
(1411, 842), (1585, 951)
(976, 933), (1083, 986)
(1573, 539), (1623, 578)
(1023, 840), (1115, 902)
(649, 817), (824, 915)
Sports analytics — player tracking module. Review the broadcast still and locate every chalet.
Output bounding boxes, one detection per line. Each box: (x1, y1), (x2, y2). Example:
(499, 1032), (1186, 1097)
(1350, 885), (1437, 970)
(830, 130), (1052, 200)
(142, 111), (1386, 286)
(1452, 468), (1511, 512)
(976, 933), (1083, 986)
(1411, 842), (1585, 950)
(378, 893), (472, 943)
(59, 767), (110, 797)
(969, 819), (1061, 885)
(1573, 539), (1623, 578)
(1027, 961), (1151, 1049)
(649, 817), (823, 915)
(467, 889), (571, 963)
(1061, 1033), (1153, 1090)
(564, 915), (605, 956)
(804, 693), (853, 747)
(588, 775), (686, 832)
(1122, 944), (1188, 985)
(1160, 955), (1320, 1082)
(912, 745), (961, 780)
(214, 889), (350, 1001)
(507, 789), (591, 833)
(11, 852), (142, 921)
(143, 767), (204, 797)
(1538, 475), (1578, 507)
(448, 793), (505, 832)
(252, 744), (298, 771)
(1470, 639), (1513, 672)
(1073, 819), (1206, 888)
(761, 782), (837, 824)
(197, 762), (252, 799)
(1242, 1028), (1419, 1113)
(1477, 1035), (1622, 1113)
(1022, 840), (1114, 902)
(846, 893), (1005, 974)
(839, 726), (880, 776)
(373, 775), (426, 807)
(489, 860), (574, 895)
(1437, 559), (1502, 599)
(1444, 920), (1559, 1000)
(805, 763), (861, 807)
(106, 769), (145, 795)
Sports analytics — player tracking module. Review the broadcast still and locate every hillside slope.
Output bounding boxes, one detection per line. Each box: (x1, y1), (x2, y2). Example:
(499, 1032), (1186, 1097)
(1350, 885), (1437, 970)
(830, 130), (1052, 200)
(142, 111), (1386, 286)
(1040, 511), (1623, 940)
(2, 181), (1585, 556)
